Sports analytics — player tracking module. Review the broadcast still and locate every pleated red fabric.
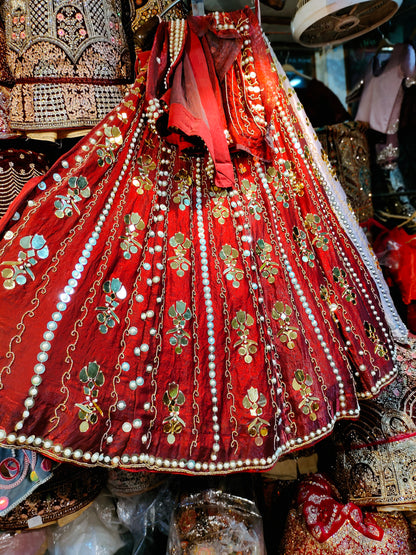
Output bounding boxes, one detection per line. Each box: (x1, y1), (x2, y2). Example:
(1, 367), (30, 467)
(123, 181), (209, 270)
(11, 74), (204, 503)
(0, 8), (397, 474)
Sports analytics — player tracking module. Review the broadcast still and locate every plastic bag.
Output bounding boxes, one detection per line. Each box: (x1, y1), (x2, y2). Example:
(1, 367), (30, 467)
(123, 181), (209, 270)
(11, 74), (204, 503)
(47, 490), (128, 555)
(0, 529), (47, 555)
(167, 489), (266, 554)
(115, 479), (175, 555)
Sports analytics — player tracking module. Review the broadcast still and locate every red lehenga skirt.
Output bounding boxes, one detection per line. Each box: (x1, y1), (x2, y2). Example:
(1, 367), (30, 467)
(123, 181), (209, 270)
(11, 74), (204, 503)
(0, 8), (398, 474)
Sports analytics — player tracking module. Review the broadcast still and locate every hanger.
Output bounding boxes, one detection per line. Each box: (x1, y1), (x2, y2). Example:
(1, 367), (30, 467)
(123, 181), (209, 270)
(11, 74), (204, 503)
(375, 29), (394, 55)
(282, 64), (312, 80)
(346, 80), (364, 104)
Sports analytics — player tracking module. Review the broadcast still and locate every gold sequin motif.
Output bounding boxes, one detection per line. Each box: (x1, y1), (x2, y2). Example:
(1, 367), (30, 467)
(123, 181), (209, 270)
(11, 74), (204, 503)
(292, 369), (320, 421)
(75, 361), (105, 433)
(242, 387), (270, 446)
(232, 310), (258, 363)
(163, 382), (186, 445)
(272, 301), (299, 349)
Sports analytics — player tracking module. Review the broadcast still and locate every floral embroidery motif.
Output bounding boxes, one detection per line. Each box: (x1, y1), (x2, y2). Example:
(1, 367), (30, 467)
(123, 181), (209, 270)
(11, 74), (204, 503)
(232, 310), (258, 363)
(54, 176), (91, 218)
(117, 111), (129, 124)
(256, 239), (279, 283)
(332, 267), (357, 304)
(56, 6), (88, 50)
(132, 155), (156, 194)
(220, 245), (244, 288)
(172, 169), (192, 211)
(168, 233), (192, 277)
(163, 382), (186, 444)
(123, 98), (135, 110)
(10, 7), (26, 45)
(287, 169), (305, 197)
(304, 214), (329, 251)
(320, 284), (340, 323)
(75, 362), (104, 433)
(266, 167), (289, 207)
(167, 301), (192, 354)
(120, 213), (145, 259)
(293, 227), (315, 267)
(292, 369), (319, 421)
(241, 178), (257, 198)
(96, 278), (126, 333)
(364, 322), (390, 360)
(210, 190), (230, 224)
(242, 387), (270, 446)
(241, 178), (262, 220)
(1, 234), (49, 290)
(272, 301), (299, 349)
(96, 126), (123, 166)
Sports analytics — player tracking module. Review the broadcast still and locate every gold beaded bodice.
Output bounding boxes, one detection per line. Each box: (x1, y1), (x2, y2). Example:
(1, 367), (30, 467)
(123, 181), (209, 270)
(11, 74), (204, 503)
(1, 0), (133, 131)
(132, 0), (189, 38)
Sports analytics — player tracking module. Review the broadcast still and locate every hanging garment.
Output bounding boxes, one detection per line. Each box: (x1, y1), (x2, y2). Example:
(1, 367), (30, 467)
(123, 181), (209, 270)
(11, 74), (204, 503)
(355, 44), (416, 137)
(0, 0), (134, 133)
(0, 19), (15, 140)
(0, 8), (401, 475)
(316, 121), (373, 223)
(355, 44), (416, 215)
(373, 226), (416, 306)
(0, 149), (49, 217)
(293, 78), (350, 128)
(398, 57), (416, 200)
(334, 338), (416, 510)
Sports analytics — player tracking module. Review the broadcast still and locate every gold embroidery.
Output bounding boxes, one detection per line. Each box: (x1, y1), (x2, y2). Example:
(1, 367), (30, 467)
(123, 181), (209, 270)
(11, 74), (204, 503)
(332, 267), (357, 304)
(293, 226), (315, 267)
(75, 362), (105, 433)
(123, 98), (136, 110)
(255, 239), (279, 283)
(117, 111), (129, 124)
(54, 176), (91, 218)
(220, 244), (244, 288)
(3, 0), (132, 130)
(266, 167), (289, 207)
(96, 126), (123, 166)
(304, 214), (329, 251)
(320, 284), (340, 323)
(172, 169), (192, 211)
(132, 155), (156, 194)
(211, 192), (230, 224)
(167, 300), (192, 354)
(364, 322), (390, 360)
(287, 169), (305, 197)
(96, 278), (126, 334)
(162, 382), (186, 445)
(241, 178), (262, 220)
(1, 234), (49, 289)
(168, 233), (191, 277)
(272, 301), (299, 349)
(292, 369), (319, 421)
(242, 387), (270, 446)
(120, 213), (145, 259)
(232, 310), (258, 363)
